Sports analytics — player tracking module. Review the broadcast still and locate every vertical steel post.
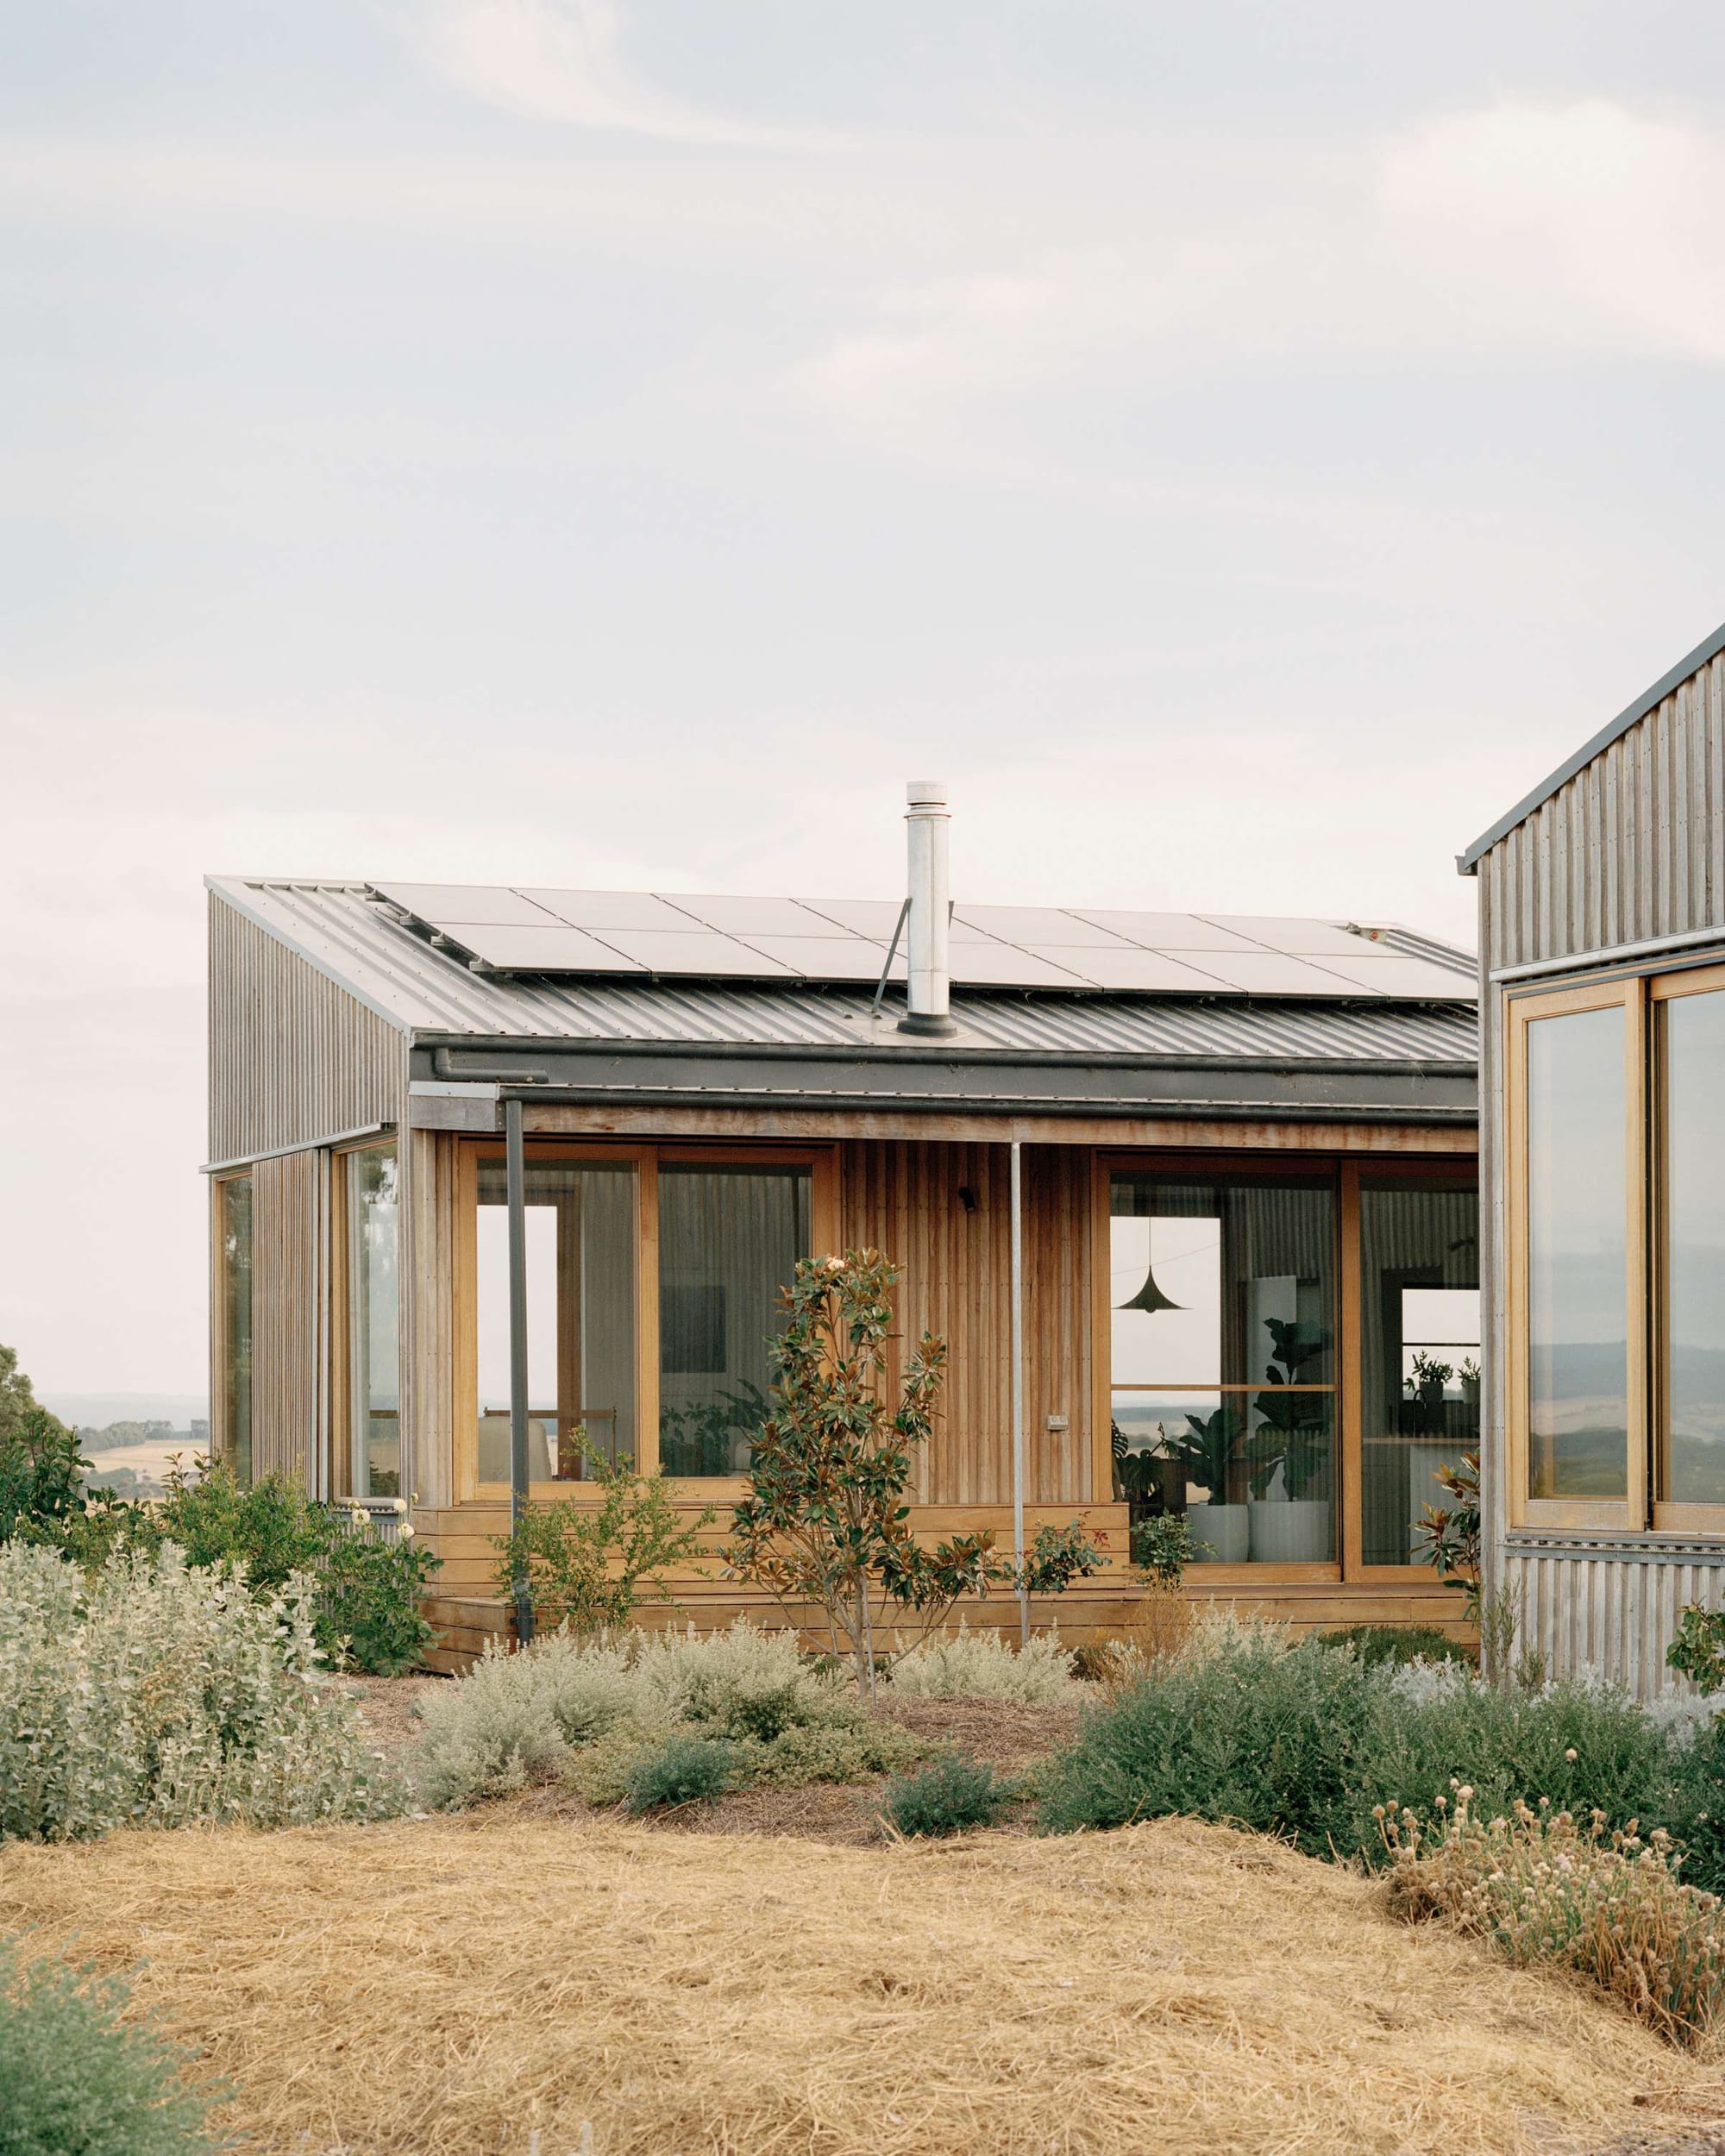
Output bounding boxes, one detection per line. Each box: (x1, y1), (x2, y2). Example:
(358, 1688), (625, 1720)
(1010, 1138), (1028, 1646)
(505, 1097), (535, 1645)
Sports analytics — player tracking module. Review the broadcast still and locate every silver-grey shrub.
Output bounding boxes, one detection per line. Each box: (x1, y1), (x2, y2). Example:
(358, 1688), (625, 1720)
(0, 1542), (403, 1840)
(413, 1620), (874, 1809)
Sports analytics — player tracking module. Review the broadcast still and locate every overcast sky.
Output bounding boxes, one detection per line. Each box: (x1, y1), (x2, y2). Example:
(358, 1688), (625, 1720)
(5, 2), (1725, 1404)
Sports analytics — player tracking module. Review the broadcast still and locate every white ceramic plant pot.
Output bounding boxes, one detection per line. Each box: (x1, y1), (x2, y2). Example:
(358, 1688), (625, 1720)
(1185, 1500), (1250, 1564)
(1247, 1498), (1332, 1564)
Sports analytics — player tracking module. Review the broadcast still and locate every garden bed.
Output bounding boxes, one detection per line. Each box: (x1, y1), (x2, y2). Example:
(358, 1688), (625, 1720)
(1, 1810), (1716, 2156)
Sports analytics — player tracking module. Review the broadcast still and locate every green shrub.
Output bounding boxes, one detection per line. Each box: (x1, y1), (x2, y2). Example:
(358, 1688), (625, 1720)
(1038, 1621), (1682, 1861)
(882, 1751), (1014, 1838)
(744, 1715), (922, 1787)
(1314, 1625), (1471, 1669)
(0, 1403), (87, 1548)
(491, 1451), (711, 1636)
(624, 1733), (737, 1813)
(317, 1525), (442, 1677)
(0, 1542), (403, 1840)
(889, 1624), (1078, 1707)
(0, 1938), (212, 2154)
(1039, 1622), (1384, 1847)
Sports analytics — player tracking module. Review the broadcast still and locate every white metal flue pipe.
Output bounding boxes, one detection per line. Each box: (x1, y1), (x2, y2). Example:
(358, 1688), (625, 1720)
(899, 779), (956, 1037)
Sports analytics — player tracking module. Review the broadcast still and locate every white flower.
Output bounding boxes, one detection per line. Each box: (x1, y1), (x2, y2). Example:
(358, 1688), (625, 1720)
(398, 1523), (415, 1540)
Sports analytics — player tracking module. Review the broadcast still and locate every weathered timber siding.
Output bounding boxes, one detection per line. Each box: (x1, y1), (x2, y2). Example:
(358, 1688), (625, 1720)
(250, 1148), (320, 1484)
(1479, 645), (1725, 1694)
(210, 894), (407, 1162)
(837, 1140), (1093, 1507)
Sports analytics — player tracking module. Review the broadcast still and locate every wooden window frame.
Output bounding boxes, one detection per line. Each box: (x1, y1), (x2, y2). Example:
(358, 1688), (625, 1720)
(1649, 961), (1725, 1535)
(329, 1137), (399, 1502)
(1091, 1148), (1476, 1587)
(454, 1137), (839, 1503)
(1503, 975), (1647, 1535)
(210, 1167), (254, 1479)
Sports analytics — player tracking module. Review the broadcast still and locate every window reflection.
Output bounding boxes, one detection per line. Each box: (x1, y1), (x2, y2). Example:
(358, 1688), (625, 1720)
(1526, 1005), (1628, 1500)
(347, 1146), (399, 1497)
(1110, 1175), (1335, 1564)
(475, 1162), (637, 1482)
(1358, 1180), (1479, 1564)
(1664, 989), (1725, 1504)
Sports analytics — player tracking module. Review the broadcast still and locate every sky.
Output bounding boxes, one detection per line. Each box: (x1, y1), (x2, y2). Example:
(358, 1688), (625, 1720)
(5, 0), (1725, 1406)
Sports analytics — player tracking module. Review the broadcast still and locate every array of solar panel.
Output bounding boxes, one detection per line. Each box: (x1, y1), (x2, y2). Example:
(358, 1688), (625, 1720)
(369, 883), (1474, 1000)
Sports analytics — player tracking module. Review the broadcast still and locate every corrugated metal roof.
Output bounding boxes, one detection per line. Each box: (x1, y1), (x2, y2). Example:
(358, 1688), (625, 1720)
(208, 877), (1477, 1068)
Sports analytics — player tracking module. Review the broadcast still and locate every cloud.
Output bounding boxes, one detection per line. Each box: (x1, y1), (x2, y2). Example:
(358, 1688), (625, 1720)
(794, 100), (1725, 429)
(405, 0), (825, 147)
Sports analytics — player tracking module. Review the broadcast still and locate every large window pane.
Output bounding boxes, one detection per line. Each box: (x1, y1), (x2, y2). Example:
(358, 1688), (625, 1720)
(1665, 989), (1725, 1504)
(220, 1175), (254, 1485)
(1110, 1175), (1335, 1563)
(347, 1146), (400, 1497)
(658, 1165), (810, 1477)
(476, 1162), (637, 1482)
(1526, 1004), (1628, 1500)
(1359, 1180), (1480, 1564)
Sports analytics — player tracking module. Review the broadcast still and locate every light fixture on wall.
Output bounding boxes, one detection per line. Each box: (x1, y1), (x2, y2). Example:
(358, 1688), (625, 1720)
(957, 1184), (978, 1214)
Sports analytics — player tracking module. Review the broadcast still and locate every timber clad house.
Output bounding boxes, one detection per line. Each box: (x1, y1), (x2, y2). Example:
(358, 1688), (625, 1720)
(209, 784), (1482, 1670)
(1465, 620), (1725, 1695)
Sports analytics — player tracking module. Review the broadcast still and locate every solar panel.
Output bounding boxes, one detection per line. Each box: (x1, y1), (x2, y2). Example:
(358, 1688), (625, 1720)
(371, 881), (1472, 1000)
(1036, 948), (1239, 993)
(1173, 950), (1383, 997)
(1196, 915), (1383, 959)
(948, 944), (1089, 988)
(730, 935), (900, 982)
(954, 906), (1131, 948)
(373, 882), (558, 928)
(797, 898), (907, 939)
(521, 889), (700, 932)
(442, 924), (646, 973)
(1302, 952), (1474, 999)
(1064, 910), (1265, 952)
(589, 930), (797, 979)
(671, 895), (837, 937)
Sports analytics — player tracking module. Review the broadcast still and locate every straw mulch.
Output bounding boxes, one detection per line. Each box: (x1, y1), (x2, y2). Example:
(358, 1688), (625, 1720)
(2, 1813), (1718, 2156)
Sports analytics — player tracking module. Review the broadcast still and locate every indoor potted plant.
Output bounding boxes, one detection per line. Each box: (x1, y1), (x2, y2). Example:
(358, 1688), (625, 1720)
(1247, 1316), (1333, 1562)
(1164, 1406), (1248, 1563)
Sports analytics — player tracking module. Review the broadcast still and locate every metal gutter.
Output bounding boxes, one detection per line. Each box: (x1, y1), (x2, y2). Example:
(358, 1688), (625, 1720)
(1457, 613), (1725, 873)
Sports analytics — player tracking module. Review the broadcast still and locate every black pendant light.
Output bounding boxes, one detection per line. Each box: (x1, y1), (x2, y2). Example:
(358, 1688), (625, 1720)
(1119, 1261), (1183, 1316)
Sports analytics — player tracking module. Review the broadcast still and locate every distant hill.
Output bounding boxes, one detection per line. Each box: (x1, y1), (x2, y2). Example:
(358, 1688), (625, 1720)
(36, 1391), (208, 1430)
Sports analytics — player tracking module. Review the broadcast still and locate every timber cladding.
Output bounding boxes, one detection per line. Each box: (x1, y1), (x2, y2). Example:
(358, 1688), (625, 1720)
(249, 1148), (321, 1485)
(837, 1140), (1093, 1509)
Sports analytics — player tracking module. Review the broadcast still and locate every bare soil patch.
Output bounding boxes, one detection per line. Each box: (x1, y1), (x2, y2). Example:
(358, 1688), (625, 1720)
(2, 1812), (1716, 2156)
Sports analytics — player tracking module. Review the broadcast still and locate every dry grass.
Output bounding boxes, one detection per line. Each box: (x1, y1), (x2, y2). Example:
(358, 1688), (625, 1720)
(1080, 1578), (1197, 1694)
(2, 1813), (1720, 2156)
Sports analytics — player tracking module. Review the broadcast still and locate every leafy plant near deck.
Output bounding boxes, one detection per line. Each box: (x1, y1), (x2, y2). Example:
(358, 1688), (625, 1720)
(725, 1251), (1104, 1695)
(489, 1448), (712, 1636)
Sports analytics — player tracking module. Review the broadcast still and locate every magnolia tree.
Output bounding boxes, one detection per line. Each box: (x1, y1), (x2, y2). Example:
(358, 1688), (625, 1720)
(725, 1250), (1103, 1694)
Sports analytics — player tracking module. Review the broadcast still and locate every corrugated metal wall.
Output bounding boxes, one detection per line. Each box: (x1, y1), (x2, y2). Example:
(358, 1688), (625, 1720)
(1479, 645), (1725, 1695)
(209, 894), (410, 1495)
(1479, 651), (1725, 969)
(209, 895), (407, 1161)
